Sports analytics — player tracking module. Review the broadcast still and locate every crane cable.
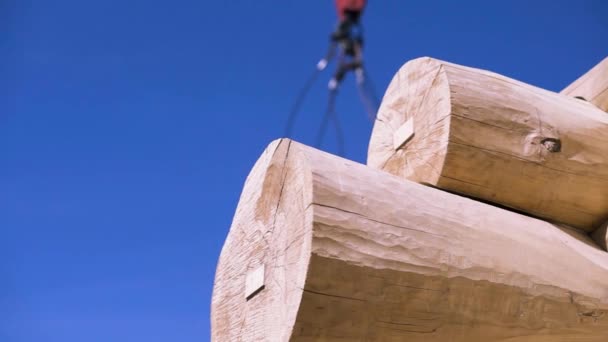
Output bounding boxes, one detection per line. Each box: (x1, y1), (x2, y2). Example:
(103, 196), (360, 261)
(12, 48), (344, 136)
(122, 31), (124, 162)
(283, 66), (324, 138)
(314, 88), (345, 156)
(284, 61), (380, 158)
(356, 66), (381, 122)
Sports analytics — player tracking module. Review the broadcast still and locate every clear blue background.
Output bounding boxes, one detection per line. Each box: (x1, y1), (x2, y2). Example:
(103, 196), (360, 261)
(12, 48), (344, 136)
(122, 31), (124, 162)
(2, 1), (607, 341)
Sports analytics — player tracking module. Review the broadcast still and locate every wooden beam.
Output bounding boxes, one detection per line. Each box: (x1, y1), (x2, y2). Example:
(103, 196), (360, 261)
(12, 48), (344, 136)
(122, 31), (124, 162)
(561, 57), (608, 112)
(212, 139), (608, 341)
(368, 57), (608, 232)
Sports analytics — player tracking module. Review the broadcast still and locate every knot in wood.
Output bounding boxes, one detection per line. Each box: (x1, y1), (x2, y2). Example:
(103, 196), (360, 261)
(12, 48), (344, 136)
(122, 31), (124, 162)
(541, 138), (561, 153)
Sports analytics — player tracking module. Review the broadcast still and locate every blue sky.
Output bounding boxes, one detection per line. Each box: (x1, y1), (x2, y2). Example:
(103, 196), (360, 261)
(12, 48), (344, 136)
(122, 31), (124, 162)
(2, 1), (606, 341)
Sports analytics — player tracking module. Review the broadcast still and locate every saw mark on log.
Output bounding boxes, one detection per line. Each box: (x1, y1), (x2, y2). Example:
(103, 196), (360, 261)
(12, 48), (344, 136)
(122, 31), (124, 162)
(380, 114), (450, 172)
(417, 65), (444, 116)
(266, 141), (297, 304)
(384, 283), (445, 293)
(409, 148), (442, 178)
(302, 288), (366, 302)
(438, 175), (489, 189)
(449, 141), (608, 181)
(423, 182), (582, 225)
(408, 66), (444, 145)
(375, 320), (429, 327)
(375, 319), (439, 334)
(268, 139), (292, 238)
(451, 64), (538, 94)
(282, 230), (309, 254)
(313, 203), (447, 238)
(256, 139), (292, 252)
(254, 139), (288, 224)
(451, 112), (530, 132)
(404, 63), (424, 125)
(406, 115), (450, 146)
(451, 109), (559, 162)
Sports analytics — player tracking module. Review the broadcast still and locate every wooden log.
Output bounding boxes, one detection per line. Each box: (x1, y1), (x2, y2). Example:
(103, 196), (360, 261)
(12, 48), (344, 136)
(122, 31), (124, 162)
(212, 139), (608, 341)
(592, 221), (608, 251)
(561, 57), (608, 112)
(368, 57), (608, 232)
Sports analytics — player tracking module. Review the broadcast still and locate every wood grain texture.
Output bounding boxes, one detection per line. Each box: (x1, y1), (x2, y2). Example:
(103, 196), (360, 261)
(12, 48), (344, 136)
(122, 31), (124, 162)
(212, 139), (608, 341)
(562, 57), (608, 112)
(368, 57), (608, 232)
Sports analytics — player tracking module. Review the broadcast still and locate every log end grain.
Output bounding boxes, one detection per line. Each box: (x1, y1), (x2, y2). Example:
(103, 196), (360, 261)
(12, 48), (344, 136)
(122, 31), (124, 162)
(368, 57), (452, 184)
(211, 139), (313, 341)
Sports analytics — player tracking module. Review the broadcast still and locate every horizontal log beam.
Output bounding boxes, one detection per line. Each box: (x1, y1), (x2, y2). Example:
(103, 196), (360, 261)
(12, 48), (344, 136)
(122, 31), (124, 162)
(368, 57), (608, 231)
(212, 139), (608, 341)
(561, 57), (608, 112)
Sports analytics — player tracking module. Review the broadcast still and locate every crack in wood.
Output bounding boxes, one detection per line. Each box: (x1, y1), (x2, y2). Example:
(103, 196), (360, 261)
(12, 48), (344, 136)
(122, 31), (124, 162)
(301, 288), (366, 302)
(312, 202), (448, 238)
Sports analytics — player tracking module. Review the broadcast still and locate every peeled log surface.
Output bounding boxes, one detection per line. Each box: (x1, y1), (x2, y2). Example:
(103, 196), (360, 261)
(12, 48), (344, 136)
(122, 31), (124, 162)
(368, 57), (608, 232)
(212, 139), (608, 341)
(561, 57), (608, 112)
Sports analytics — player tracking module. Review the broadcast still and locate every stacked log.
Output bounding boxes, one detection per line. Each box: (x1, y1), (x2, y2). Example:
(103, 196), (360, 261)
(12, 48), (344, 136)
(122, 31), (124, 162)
(212, 139), (608, 341)
(561, 57), (608, 112)
(368, 57), (608, 232)
(212, 56), (608, 341)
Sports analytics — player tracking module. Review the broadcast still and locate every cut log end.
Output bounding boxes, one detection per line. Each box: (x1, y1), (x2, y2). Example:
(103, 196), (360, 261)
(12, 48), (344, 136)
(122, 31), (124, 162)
(368, 57), (451, 185)
(211, 139), (313, 342)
